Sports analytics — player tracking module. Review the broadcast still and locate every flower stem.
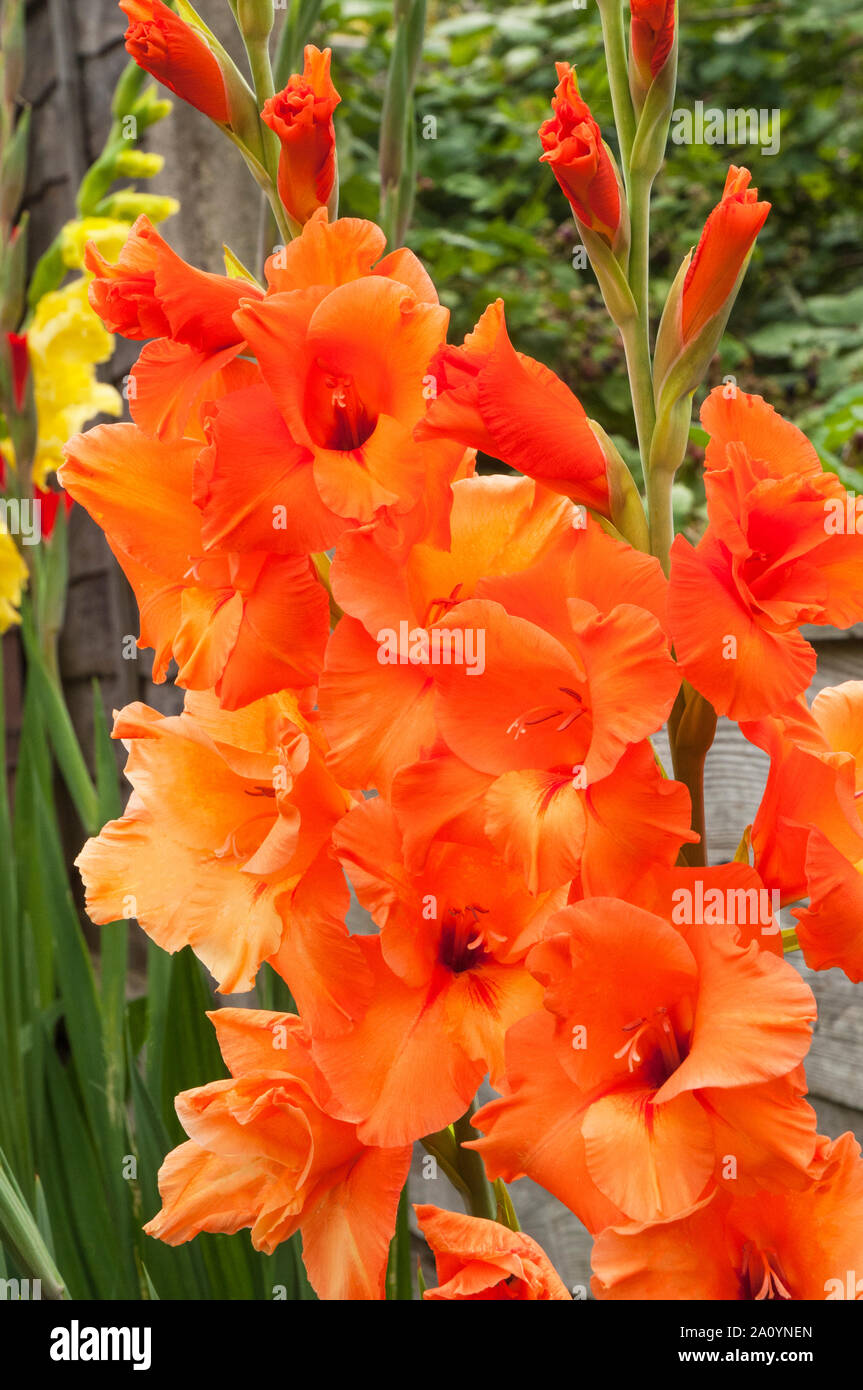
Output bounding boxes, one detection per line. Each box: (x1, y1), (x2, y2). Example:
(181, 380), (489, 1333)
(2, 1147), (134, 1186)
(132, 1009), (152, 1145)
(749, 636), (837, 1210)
(246, 35), (275, 109)
(668, 684), (717, 868)
(452, 1104), (497, 1222)
(421, 1102), (500, 1222)
(595, 0), (656, 481)
(618, 311), (656, 479)
(419, 1128), (470, 1203)
(596, 0), (636, 176)
(646, 455), (674, 574)
(627, 159), (653, 376)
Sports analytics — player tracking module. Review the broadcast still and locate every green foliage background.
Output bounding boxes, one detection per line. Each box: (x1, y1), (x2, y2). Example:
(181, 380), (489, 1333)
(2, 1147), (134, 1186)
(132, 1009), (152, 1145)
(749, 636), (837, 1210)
(322, 0), (863, 521)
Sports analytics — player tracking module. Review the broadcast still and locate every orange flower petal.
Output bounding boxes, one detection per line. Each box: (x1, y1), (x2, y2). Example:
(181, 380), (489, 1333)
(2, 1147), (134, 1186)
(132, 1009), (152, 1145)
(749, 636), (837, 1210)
(668, 531), (816, 719)
(197, 383), (345, 553)
(299, 1144), (412, 1300)
(582, 1086), (715, 1223)
(311, 938), (486, 1146)
(415, 1205), (571, 1301)
(318, 616), (437, 794)
(470, 1011), (626, 1235)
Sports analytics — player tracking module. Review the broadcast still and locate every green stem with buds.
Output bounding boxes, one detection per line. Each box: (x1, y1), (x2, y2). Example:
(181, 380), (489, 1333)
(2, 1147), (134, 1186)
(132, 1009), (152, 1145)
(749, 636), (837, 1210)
(594, 3), (655, 480)
(646, 457), (674, 574)
(618, 312), (656, 479)
(627, 159), (654, 432)
(595, 0), (716, 867)
(596, 0), (636, 177)
(246, 38), (275, 111)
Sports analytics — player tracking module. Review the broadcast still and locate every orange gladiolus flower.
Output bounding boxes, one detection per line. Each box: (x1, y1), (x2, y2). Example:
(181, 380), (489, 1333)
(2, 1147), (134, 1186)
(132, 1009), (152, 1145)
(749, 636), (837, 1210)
(144, 1009), (412, 1300)
(743, 694), (863, 903)
(58, 423), (331, 706)
(630, 0), (676, 86)
(681, 168), (770, 341)
(790, 683), (863, 981)
(623, 859), (786, 957)
(795, 834), (863, 985)
(319, 476), (660, 794)
(463, 1010), (630, 1237)
(539, 63), (621, 244)
(415, 1205), (572, 1301)
(393, 740), (694, 903)
(120, 0), (230, 125)
(75, 690), (368, 1022)
(668, 388), (863, 720)
(430, 588), (676, 790)
(85, 216), (265, 441)
(592, 1132), (863, 1301)
(388, 574), (685, 892)
(742, 685), (863, 980)
(263, 206), (438, 302)
(261, 46), (341, 228)
(415, 300), (612, 513)
(195, 381), (346, 555)
(471, 897), (818, 1226)
(308, 797), (566, 1145)
(233, 272), (461, 527)
(194, 209), (461, 551)
(85, 214), (261, 348)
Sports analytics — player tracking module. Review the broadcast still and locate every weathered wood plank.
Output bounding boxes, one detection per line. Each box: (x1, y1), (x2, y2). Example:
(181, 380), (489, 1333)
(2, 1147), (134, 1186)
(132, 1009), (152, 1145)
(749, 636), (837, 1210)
(792, 959), (863, 1112)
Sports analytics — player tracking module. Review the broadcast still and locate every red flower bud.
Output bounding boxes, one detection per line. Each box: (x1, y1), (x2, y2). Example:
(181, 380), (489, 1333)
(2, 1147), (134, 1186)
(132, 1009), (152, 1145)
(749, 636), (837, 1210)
(682, 166), (770, 341)
(120, 0), (230, 125)
(36, 482), (74, 540)
(538, 64), (621, 245)
(261, 45), (341, 228)
(630, 0), (676, 90)
(6, 332), (29, 411)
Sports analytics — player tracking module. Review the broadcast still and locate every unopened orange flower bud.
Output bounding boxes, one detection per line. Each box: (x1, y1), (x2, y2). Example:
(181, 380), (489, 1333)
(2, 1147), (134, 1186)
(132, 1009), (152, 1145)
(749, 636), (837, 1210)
(682, 166), (770, 341)
(630, 0), (676, 97)
(119, 0), (230, 125)
(538, 63), (621, 246)
(261, 45), (341, 228)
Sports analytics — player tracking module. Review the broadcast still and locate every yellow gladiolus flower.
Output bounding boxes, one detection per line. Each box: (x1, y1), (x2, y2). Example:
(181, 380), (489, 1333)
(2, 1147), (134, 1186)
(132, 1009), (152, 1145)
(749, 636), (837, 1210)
(0, 525), (27, 632)
(60, 217), (133, 272)
(27, 277), (122, 489)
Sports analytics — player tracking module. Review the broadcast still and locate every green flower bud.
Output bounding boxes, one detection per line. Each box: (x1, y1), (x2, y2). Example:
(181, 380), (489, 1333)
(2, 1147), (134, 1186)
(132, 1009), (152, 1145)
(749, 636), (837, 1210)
(113, 149), (165, 180)
(95, 191), (179, 224)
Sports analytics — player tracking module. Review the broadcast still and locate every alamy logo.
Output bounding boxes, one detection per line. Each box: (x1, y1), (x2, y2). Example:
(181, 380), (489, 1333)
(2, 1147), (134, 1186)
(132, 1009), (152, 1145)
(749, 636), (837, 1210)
(824, 1270), (863, 1299)
(671, 100), (780, 156)
(0, 497), (41, 545)
(376, 621), (485, 676)
(671, 882), (781, 933)
(824, 491), (863, 533)
(49, 1320), (152, 1371)
(0, 1277), (41, 1299)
